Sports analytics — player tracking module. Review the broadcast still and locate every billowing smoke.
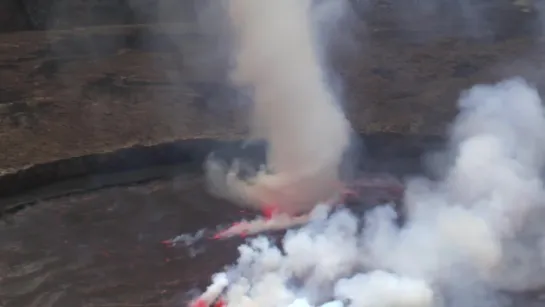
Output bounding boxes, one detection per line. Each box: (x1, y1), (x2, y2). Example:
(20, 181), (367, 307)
(202, 78), (545, 307)
(205, 0), (354, 215)
(197, 0), (545, 306)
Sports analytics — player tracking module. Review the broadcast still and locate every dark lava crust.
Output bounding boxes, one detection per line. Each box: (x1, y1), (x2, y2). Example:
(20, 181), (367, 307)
(1, 133), (544, 307)
(0, 133), (443, 217)
(0, 133), (443, 307)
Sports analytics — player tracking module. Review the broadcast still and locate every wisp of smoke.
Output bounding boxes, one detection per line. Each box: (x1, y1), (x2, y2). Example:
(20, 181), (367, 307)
(200, 78), (545, 307)
(196, 78), (545, 307)
(205, 0), (354, 215)
(198, 0), (545, 306)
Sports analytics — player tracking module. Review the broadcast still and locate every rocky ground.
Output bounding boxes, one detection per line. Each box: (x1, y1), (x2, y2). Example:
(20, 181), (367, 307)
(0, 151), (451, 307)
(0, 174), (239, 307)
(2, 1), (545, 306)
(0, 156), (543, 307)
(0, 1), (543, 171)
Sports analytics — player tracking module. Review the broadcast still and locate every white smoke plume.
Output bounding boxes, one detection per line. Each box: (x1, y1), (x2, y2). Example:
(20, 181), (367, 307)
(199, 0), (545, 306)
(197, 78), (545, 307)
(205, 0), (354, 215)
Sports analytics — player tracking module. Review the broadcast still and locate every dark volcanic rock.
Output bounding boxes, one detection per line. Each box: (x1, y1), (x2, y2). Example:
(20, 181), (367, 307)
(0, 0), (30, 32)
(0, 132), (427, 307)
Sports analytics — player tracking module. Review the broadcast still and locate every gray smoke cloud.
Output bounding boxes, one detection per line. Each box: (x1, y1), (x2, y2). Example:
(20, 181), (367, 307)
(203, 77), (545, 307)
(196, 1), (545, 306)
(205, 0), (355, 215)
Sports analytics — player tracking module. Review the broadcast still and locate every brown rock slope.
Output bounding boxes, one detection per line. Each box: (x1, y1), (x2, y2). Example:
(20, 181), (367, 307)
(0, 3), (543, 171)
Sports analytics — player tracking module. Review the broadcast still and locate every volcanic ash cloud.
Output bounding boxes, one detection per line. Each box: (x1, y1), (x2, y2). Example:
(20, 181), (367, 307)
(205, 0), (354, 215)
(201, 78), (545, 307)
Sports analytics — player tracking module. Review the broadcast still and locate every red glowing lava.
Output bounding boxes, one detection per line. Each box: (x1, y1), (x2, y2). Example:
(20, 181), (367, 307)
(262, 204), (280, 219)
(191, 299), (207, 307)
(207, 175), (405, 241)
(214, 298), (226, 307)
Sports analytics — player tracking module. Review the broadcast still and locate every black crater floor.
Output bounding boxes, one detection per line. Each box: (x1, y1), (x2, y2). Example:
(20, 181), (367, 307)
(0, 135), (543, 307)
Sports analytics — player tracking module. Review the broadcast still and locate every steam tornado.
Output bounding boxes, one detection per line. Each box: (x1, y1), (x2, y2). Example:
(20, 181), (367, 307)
(205, 0), (353, 215)
(196, 1), (545, 307)
(199, 78), (545, 307)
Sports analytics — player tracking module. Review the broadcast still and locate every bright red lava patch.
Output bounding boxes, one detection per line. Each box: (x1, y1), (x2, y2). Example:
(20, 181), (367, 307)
(214, 298), (226, 307)
(191, 299), (207, 307)
(262, 204), (279, 220)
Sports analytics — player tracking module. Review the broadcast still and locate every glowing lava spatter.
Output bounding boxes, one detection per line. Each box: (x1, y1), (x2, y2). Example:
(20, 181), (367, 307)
(189, 273), (229, 307)
(212, 203), (301, 240)
(212, 212), (312, 240)
(211, 182), (400, 240)
(262, 204), (279, 220)
(191, 297), (226, 307)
